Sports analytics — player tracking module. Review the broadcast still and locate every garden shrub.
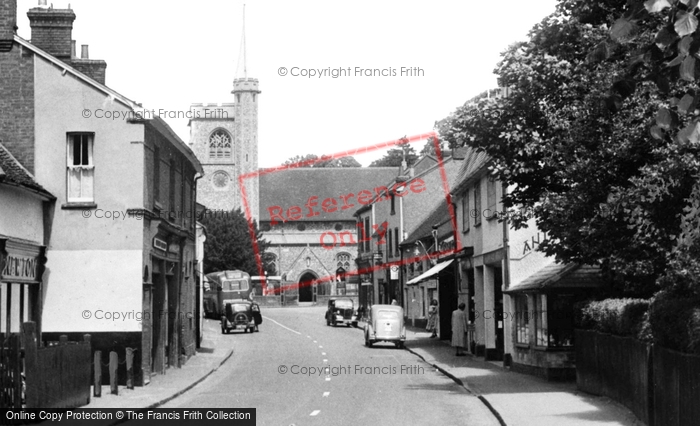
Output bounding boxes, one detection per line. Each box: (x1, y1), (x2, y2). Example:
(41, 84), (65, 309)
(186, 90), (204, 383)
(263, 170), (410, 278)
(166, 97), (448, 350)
(649, 291), (700, 354)
(579, 298), (650, 338)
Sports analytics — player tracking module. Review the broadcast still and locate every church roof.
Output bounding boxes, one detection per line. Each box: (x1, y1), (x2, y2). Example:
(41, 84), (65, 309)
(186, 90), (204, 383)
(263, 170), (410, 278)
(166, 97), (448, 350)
(259, 167), (398, 222)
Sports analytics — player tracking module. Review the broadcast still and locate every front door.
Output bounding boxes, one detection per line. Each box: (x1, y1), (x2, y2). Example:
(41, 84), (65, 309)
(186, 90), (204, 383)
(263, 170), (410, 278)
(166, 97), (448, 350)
(493, 267), (504, 361)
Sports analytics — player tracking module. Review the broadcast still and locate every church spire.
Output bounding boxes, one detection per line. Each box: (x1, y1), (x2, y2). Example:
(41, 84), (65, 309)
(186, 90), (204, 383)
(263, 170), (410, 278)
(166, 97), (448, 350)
(235, 4), (247, 81)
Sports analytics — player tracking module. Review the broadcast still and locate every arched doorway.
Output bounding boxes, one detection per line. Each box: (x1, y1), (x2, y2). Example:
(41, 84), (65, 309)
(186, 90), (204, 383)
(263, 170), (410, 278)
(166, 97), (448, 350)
(298, 271), (317, 302)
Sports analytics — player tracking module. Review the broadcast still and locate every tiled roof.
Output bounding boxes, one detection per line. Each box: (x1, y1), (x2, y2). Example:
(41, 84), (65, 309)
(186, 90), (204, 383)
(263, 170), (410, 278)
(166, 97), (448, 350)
(0, 142), (54, 199)
(401, 201), (454, 246)
(259, 167), (398, 222)
(451, 145), (491, 195)
(505, 263), (602, 293)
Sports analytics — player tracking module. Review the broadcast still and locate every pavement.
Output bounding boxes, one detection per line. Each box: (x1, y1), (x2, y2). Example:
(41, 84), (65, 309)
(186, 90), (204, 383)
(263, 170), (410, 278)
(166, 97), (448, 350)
(81, 331), (233, 410)
(399, 323), (646, 426)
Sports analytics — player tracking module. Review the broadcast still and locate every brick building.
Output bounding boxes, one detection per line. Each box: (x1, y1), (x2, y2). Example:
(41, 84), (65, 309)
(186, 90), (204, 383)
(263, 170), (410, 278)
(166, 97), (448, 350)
(0, 2), (203, 384)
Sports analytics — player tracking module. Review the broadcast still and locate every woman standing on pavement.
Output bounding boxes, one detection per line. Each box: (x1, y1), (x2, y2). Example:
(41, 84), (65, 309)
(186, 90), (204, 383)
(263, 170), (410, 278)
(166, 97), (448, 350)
(426, 299), (438, 338)
(451, 303), (468, 356)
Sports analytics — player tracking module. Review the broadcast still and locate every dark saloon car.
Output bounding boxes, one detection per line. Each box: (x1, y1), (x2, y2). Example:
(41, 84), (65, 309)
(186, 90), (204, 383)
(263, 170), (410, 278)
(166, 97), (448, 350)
(221, 300), (262, 334)
(325, 297), (358, 327)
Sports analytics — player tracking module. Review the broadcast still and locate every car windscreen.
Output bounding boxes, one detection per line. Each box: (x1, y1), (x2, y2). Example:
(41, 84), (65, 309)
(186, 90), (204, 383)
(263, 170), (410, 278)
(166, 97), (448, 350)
(377, 310), (399, 319)
(334, 300), (353, 309)
(229, 304), (249, 312)
(222, 279), (249, 292)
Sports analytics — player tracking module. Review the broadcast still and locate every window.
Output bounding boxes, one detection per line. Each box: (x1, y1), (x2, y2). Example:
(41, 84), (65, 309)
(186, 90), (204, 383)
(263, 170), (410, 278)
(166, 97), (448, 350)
(390, 194), (395, 215)
(364, 217), (371, 253)
(547, 294), (575, 347)
(67, 133), (94, 202)
(388, 228), (393, 258)
(208, 129), (232, 160)
(394, 228), (399, 257)
(153, 145), (160, 204)
(486, 177), (497, 220)
(535, 294), (548, 346)
(515, 295), (530, 344)
(474, 182), (482, 226)
(461, 190), (470, 232)
(169, 160), (176, 217)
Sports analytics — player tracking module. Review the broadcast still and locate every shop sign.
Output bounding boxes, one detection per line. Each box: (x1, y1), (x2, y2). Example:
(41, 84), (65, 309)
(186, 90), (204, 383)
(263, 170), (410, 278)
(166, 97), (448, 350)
(153, 238), (168, 251)
(425, 280), (437, 289)
(390, 265), (399, 280)
(2, 254), (38, 281)
(168, 243), (180, 254)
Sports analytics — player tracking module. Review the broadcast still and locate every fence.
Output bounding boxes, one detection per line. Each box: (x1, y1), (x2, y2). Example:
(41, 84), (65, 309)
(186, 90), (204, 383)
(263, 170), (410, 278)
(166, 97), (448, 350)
(0, 333), (22, 408)
(575, 329), (700, 426)
(22, 322), (92, 408)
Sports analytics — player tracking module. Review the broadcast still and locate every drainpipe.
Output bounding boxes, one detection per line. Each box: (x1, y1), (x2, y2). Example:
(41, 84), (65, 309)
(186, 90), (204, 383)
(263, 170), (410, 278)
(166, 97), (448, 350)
(501, 182), (511, 367)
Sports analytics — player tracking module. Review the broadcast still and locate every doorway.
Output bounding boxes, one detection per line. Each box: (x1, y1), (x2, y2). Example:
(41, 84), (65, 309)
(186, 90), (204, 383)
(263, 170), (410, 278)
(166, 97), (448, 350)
(493, 266), (504, 361)
(298, 272), (317, 302)
(438, 264), (457, 341)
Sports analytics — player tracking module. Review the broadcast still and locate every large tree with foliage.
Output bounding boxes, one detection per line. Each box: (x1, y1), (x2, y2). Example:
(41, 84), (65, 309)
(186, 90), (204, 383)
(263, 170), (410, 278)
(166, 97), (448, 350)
(283, 154), (361, 168)
(438, 0), (700, 296)
(199, 208), (272, 276)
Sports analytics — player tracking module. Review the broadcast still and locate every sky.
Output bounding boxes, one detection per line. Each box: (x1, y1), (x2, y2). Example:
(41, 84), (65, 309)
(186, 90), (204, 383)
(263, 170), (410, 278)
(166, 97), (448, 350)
(16, 0), (558, 167)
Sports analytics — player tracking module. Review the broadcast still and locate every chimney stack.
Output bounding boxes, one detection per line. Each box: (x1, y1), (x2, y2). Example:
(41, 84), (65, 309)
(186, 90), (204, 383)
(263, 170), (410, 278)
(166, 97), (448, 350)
(0, 0), (17, 52)
(27, 4), (76, 61)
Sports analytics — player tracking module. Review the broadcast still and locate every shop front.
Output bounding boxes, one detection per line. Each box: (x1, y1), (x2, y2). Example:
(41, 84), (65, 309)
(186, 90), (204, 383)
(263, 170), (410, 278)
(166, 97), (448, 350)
(505, 263), (601, 381)
(0, 238), (45, 338)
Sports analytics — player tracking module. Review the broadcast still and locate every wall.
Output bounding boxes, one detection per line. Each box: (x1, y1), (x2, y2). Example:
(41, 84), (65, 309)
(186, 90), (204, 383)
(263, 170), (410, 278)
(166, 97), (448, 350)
(33, 55), (145, 333)
(0, 41), (35, 172)
(0, 185), (44, 243)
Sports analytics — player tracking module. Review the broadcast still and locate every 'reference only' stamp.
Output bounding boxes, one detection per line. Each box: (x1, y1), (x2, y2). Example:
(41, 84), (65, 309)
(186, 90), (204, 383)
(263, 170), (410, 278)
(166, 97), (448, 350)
(238, 132), (461, 295)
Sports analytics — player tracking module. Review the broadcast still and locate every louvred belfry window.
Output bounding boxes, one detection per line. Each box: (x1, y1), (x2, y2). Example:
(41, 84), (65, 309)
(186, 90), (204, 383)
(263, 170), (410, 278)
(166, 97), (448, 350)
(209, 129), (232, 159)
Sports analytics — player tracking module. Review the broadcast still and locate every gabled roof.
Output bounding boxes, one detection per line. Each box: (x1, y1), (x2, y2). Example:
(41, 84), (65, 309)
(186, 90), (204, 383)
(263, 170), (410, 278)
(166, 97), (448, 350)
(0, 142), (54, 199)
(451, 145), (491, 195)
(13, 35), (202, 173)
(259, 167), (398, 222)
(401, 200), (454, 246)
(504, 263), (602, 293)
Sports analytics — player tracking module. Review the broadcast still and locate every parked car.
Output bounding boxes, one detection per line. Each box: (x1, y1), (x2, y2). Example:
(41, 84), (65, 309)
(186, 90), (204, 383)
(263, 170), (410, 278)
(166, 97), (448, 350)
(364, 304), (406, 348)
(221, 300), (262, 334)
(325, 297), (358, 327)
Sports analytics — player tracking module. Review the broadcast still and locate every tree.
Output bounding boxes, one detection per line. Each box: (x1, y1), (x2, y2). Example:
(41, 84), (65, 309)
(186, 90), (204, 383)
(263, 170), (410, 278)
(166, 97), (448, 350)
(420, 136), (451, 158)
(283, 154), (361, 168)
(369, 137), (419, 167)
(437, 0), (700, 295)
(199, 208), (273, 276)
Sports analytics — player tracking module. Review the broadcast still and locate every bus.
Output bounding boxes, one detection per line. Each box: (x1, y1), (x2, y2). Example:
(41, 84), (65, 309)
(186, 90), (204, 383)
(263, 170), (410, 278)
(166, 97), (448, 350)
(251, 276), (282, 296)
(203, 270), (253, 318)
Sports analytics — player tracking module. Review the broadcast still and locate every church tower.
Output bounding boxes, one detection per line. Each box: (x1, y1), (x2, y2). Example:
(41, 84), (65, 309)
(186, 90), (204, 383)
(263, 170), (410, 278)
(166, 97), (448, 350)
(189, 8), (260, 222)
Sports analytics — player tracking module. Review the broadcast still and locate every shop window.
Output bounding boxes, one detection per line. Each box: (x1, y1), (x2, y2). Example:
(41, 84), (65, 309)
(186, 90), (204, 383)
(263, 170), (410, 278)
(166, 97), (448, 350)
(67, 133), (94, 203)
(548, 294), (575, 347)
(515, 294), (529, 344)
(535, 294), (548, 346)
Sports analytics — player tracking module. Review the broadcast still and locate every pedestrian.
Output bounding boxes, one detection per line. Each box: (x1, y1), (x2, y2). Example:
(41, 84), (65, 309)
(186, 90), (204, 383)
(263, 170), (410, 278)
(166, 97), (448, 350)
(451, 302), (468, 356)
(391, 299), (398, 305)
(426, 299), (438, 338)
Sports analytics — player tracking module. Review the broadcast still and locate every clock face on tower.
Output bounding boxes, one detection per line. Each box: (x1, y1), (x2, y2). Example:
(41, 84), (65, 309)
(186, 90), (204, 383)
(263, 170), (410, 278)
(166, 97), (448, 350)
(212, 171), (230, 189)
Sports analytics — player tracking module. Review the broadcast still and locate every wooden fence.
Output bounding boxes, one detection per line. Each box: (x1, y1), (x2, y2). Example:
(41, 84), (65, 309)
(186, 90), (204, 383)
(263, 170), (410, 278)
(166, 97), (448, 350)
(576, 329), (700, 426)
(22, 322), (92, 408)
(0, 333), (23, 408)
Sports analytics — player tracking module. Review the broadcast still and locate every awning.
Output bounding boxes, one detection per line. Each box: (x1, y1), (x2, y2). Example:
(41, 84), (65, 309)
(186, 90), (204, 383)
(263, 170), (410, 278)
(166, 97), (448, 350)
(504, 263), (602, 294)
(406, 259), (454, 285)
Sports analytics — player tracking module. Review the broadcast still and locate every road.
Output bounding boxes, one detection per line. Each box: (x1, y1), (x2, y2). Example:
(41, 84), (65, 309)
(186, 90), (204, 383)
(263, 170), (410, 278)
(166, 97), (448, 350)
(162, 306), (499, 426)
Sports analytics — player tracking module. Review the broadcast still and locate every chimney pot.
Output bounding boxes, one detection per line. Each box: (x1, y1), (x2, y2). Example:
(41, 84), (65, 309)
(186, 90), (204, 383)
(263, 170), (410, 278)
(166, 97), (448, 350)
(38, 0), (47, 6)
(81, 44), (88, 59)
(71, 40), (76, 58)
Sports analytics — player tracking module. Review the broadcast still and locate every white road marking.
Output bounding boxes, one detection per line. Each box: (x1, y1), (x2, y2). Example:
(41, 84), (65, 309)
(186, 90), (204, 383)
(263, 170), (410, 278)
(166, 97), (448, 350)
(319, 345), (323, 348)
(310, 410), (320, 416)
(321, 352), (326, 356)
(325, 377), (331, 381)
(262, 316), (301, 335)
(307, 335), (311, 338)
(313, 340), (317, 343)
(323, 392), (330, 397)
(323, 359), (328, 363)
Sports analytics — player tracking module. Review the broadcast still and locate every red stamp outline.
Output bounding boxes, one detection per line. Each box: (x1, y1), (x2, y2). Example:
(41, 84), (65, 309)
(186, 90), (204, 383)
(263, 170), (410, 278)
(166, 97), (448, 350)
(238, 131), (461, 294)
